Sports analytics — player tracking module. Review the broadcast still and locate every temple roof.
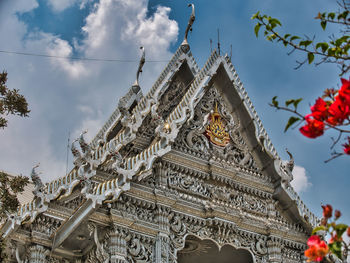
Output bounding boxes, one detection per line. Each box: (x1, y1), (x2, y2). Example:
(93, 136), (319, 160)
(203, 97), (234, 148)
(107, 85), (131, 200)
(0, 7), (318, 244)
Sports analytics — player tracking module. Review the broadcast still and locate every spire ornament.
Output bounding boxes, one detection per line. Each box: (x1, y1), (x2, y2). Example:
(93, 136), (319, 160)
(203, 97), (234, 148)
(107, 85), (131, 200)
(133, 46), (145, 88)
(181, 4), (195, 53)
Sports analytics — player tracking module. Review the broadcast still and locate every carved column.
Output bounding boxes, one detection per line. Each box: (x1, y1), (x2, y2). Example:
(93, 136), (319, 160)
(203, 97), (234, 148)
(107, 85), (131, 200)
(28, 245), (48, 263)
(154, 205), (171, 263)
(267, 238), (283, 263)
(109, 225), (128, 263)
(155, 162), (167, 189)
(154, 233), (171, 263)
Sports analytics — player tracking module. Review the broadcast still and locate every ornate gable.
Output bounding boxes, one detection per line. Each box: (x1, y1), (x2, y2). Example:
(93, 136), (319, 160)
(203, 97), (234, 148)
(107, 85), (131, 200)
(1, 6), (317, 262)
(173, 86), (259, 171)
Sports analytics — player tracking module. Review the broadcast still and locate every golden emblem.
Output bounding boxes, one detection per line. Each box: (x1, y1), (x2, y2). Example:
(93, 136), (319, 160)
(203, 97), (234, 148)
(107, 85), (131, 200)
(205, 102), (230, 147)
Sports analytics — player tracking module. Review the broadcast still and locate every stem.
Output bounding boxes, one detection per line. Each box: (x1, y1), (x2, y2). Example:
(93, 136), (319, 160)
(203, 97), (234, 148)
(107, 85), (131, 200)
(324, 152), (344, 163)
(269, 104), (305, 118)
(330, 131), (343, 149)
(270, 104), (350, 133)
(257, 18), (350, 61)
(319, 18), (350, 26)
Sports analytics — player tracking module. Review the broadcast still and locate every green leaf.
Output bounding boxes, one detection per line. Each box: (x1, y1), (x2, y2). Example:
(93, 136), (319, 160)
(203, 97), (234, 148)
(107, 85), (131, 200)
(284, 116), (300, 132)
(269, 18), (281, 29)
(299, 40), (313, 47)
(334, 223), (348, 238)
(270, 18), (281, 26)
(316, 42), (329, 53)
(327, 12), (335, 20)
(251, 11), (260, 20)
(312, 225), (327, 235)
(272, 96), (279, 107)
(266, 33), (277, 41)
(321, 20), (327, 30)
(307, 52), (314, 64)
(338, 11), (349, 20)
(328, 242), (342, 259)
(290, 36), (300, 42)
(284, 34), (291, 39)
(254, 23), (262, 37)
(293, 98), (303, 109)
(285, 99), (294, 107)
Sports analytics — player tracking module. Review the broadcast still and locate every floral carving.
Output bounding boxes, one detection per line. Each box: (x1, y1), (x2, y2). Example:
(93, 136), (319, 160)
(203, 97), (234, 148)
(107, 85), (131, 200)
(174, 87), (259, 171)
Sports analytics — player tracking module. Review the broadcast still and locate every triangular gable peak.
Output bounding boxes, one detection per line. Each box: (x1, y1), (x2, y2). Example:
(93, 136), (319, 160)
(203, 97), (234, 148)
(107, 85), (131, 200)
(0, 45), (199, 237)
(0, 49), (316, 247)
(160, 53), (317, 230)
(90, 46), (199, 148)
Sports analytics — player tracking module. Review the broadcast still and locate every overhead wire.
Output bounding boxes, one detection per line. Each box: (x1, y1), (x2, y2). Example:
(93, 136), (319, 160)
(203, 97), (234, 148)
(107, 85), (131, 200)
(0, 49), (169, 63)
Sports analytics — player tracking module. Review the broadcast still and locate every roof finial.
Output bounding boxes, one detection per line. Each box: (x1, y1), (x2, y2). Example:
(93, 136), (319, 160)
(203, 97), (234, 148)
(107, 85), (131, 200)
(181, 4), (195, 52)
(217, 28), (221, 55)
(285, 148), (295, 173)
(133, 46), (145, 87)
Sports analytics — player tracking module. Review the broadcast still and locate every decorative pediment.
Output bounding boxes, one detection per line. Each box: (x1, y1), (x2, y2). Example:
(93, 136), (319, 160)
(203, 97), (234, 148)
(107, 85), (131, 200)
(174, 86), (259, 171)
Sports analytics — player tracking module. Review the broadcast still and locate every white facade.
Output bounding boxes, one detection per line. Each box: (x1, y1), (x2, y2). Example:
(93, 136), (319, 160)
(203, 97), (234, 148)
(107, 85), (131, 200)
(1, 11), (317, 262)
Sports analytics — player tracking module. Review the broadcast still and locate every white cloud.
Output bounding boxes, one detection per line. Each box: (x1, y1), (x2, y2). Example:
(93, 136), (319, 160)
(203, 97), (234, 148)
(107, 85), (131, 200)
(72, 108), (104, 142)
(0, 0), (178, 182)
(291, 165), (312, 193)
(48, 0), (78, 12)
(47, 37), (88, 78)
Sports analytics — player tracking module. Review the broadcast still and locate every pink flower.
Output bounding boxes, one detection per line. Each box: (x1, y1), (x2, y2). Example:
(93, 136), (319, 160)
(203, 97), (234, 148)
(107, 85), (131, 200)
(305, 235), (329, 262)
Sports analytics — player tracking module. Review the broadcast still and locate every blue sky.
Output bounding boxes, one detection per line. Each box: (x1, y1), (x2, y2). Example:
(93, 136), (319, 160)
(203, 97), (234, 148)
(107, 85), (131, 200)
(0, 0), (348, 225)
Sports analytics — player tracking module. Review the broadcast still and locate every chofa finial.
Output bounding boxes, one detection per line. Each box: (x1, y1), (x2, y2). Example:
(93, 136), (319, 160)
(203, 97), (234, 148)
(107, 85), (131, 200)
(181, 4), (195, 52)
(133, 46), (145, 87)
(285, 148), (295, 173)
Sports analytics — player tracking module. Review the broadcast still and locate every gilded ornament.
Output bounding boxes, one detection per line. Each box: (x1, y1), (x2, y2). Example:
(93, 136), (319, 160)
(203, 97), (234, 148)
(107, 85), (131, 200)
(205, 103), (230, 147)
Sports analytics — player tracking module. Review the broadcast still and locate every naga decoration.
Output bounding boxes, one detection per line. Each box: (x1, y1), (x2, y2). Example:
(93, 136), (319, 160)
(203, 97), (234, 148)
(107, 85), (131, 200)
(133, 46), (145, 88)
(205, 102), (230, 147)
(285, 148), (295, 173)
(181, 4), (195, 49)
(31, 163), (44, 196)
(79, 130), (91, 155)
(71, 130), (92, 168)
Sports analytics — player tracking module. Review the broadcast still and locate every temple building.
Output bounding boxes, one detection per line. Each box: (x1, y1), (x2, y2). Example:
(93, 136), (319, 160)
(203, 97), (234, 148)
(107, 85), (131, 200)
(1, 5), (317, 263)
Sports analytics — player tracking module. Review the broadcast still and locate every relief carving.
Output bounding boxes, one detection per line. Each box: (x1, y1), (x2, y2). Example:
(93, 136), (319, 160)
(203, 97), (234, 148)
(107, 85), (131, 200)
(168, 212), (269, 263)
(174, 87), (259, 171)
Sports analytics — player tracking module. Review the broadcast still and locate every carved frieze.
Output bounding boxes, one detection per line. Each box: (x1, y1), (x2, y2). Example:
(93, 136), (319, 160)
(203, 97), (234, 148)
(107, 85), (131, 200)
(30, 215), (62, 237)
(110, 194), (157, 224)
(55, 194), (86, 211)
(167, 169), (268, 216)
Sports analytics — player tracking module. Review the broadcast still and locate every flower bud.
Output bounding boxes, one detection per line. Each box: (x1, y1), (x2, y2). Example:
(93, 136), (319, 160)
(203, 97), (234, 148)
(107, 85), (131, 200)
(334, 210), (341, 219)
(322, 204), (332, 219)
(347, 226), (350, 237)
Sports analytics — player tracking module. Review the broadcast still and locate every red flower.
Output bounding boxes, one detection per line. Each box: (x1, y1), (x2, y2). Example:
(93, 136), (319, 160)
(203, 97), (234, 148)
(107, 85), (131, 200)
(347, 226), (350, 237)
(327, 97), (350, 125)
(322, 204), (333, 218)
(339, 78), (350, 105)
(343, 137), (350, 155)
(305, 235), (329, 262)
(311, 98), (328, 121)
(299, 116), (325, 138)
